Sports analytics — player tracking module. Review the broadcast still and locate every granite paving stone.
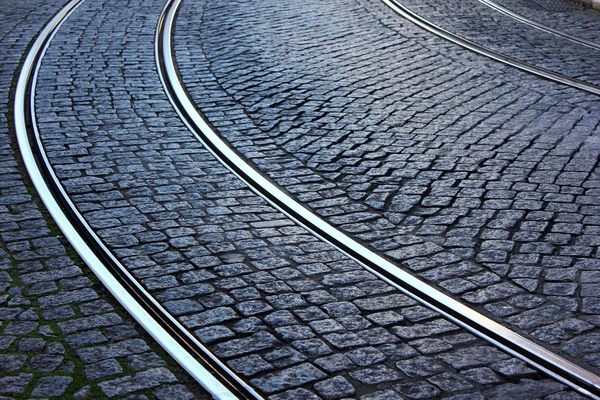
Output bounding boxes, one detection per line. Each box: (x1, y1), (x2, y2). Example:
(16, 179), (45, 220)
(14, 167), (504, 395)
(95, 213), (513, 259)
(30, 376), (73, 397)
(97, 367), (178, 398)
(19, 0), (600, 397)
(0, 0), (207, 398)
(172, 0), (600, 381)
(250, 363), (327, 393)
(313, 375), (355, 399)
(227, 354), (274, 376)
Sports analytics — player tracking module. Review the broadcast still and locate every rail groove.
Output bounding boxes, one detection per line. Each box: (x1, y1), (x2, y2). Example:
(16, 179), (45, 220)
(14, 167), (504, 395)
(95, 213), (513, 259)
(158, 0), (600, 398)
(477, 0), (600, 50)
(14, 0), (253, 398)
(14, 0), (600, 398)
(381, 0), (600, 96)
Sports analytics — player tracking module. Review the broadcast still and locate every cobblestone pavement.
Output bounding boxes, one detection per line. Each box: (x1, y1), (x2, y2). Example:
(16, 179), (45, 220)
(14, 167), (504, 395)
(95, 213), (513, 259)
(0, 1), (207, 398)
(4, 0), (600, 398)
(493, 0), (600, 43)
(381, 0), (600, 85)
(174, 0), (600, 379)
(27, 0), (597, 399)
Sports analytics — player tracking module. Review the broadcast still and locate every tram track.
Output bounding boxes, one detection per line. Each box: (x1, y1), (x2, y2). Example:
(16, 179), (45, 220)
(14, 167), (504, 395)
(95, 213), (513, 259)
(380, 0), (600, 96)
(158, 0), (600, 398)
(14, 1), (253, 398)
(13, 0), (600, 398)
(477, 0), (600, 50)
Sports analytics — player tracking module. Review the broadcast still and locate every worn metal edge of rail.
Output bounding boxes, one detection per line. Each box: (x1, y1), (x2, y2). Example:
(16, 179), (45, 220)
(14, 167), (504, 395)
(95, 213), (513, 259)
(478, 0), (600, 50)
(13, 1), (251, 399)
(381, 0), (600, 96)
(159, 0), (600, 397)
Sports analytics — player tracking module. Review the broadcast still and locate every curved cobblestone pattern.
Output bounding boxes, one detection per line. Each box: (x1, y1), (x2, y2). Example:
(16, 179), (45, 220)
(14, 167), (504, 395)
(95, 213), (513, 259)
(383, 0), (600, 86)
(31, 0), (592, 398)
(491, 0), (600, 44)
(172, 0), (600, 379)
(0, 1), (205, 399)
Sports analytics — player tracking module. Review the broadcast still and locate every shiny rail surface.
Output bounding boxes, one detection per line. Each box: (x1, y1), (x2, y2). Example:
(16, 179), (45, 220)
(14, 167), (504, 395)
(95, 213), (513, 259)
(158, 0), (600, 397)
(14, 0), (252, 398)
(478, 0), (600, 50)
(381, 0), (600, 96)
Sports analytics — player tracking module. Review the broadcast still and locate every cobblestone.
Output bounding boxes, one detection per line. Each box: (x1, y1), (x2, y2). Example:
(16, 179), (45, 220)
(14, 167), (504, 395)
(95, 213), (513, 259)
(97, 367), (178, 398)
(19, 0), (600, 398)
(394, 0), (600, 85)
(493, 0), (600, 43)
(251, 363), (326, 393)
(0, 1), (206, 398)
(314, 375), (355, 399)
(31, 376), (73, 397)
(173, 0), (600, 380)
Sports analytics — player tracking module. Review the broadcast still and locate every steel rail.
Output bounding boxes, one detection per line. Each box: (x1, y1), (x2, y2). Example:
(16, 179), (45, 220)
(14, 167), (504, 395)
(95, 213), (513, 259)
(380, 0), (600, 96)
(14, 1), (257, 399)
(477, 0), (600, 50)
(158, 0), (600, 398)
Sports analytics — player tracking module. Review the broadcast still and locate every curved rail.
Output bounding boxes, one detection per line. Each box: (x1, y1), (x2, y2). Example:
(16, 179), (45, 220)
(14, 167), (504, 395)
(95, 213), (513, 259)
(478, 0), (600, 50)
(14, 1), (255, 399)
(380, 0), (600, 96)
(157, 0), (600, 398)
